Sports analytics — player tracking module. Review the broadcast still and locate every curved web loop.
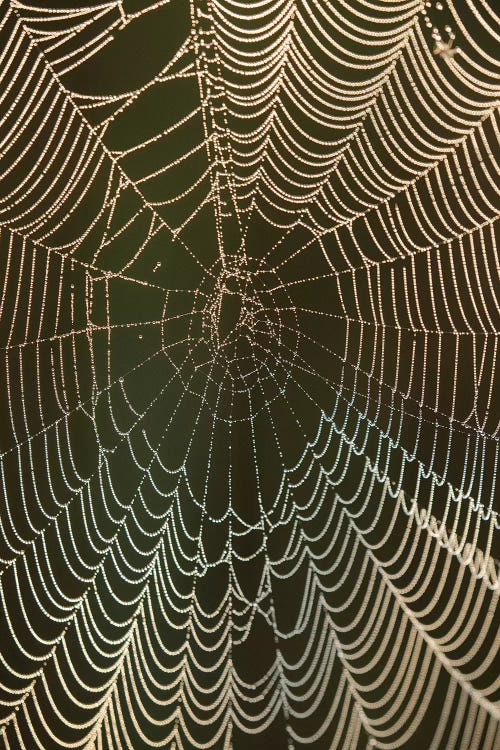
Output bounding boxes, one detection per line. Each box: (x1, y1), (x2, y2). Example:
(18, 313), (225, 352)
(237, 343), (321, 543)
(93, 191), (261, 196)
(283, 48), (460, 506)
(0, 0), (499, 748)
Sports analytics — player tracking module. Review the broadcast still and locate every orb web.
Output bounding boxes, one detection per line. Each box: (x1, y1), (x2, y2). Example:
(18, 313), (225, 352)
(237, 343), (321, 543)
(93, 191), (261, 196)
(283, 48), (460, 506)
(0, 1), (499, 749)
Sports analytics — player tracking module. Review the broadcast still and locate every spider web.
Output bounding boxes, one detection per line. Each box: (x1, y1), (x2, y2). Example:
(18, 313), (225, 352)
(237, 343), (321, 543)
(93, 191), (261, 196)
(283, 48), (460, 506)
(0, 0), (499, 748)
